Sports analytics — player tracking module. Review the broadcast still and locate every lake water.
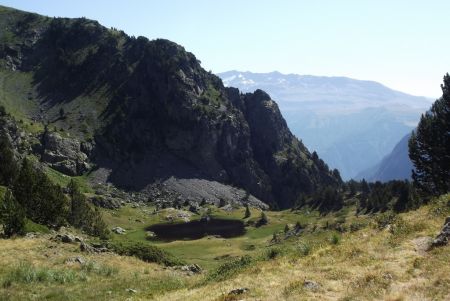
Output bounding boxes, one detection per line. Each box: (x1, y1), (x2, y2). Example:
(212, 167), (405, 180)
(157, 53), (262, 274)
(146, 218), (246, 241)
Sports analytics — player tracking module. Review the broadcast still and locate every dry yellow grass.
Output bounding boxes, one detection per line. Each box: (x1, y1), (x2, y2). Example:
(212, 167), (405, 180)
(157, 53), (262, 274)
(156, 205), (450, 301)
(1, 198), (449, 300)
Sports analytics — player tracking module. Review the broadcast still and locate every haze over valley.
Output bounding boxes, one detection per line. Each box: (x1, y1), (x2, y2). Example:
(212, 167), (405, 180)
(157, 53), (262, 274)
(220, 71), (431, 179)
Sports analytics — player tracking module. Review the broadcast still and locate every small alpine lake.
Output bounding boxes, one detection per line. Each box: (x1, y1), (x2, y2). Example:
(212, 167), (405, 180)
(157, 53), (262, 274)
(146, 217), (246, 241)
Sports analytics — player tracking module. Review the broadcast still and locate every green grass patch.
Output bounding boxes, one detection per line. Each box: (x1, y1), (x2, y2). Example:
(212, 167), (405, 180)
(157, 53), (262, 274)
(23, 219), (50, 234)
(109, 241), (185, 266)
(205, 255), (253, 283)
(2, 262), (81, 287)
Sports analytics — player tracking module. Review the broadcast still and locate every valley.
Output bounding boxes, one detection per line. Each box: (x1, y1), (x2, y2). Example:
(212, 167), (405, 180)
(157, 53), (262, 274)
(0, 4), (449, 301)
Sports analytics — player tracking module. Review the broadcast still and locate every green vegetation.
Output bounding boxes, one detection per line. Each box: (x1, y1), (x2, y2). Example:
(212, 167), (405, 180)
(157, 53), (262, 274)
(205, 255), (253, 282)
(109, 241), (185, 266)
(3, 262), (80, 286)
(0, 127), (108, 237)
(0, 190), (25, 237)
(66, 180), (109, 238)
(409, 73), (450, 195)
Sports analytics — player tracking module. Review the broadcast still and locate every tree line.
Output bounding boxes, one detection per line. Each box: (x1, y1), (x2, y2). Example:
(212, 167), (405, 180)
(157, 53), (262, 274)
(0, 109), (108, 237)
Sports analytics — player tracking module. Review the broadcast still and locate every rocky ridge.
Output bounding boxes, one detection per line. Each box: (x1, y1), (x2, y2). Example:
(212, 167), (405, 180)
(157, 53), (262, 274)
(0, 5), (340, 208)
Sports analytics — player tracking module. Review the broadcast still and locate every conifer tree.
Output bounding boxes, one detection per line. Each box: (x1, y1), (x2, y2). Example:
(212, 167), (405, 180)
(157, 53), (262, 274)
(409, 74), (450, 195)
(0, 133), (17, 186)
(244, 204), (251, 218)
(0, 190), (25, 237)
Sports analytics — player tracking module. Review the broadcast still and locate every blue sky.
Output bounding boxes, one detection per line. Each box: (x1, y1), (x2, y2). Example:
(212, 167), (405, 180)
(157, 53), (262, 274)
(1, 0), (448, 97)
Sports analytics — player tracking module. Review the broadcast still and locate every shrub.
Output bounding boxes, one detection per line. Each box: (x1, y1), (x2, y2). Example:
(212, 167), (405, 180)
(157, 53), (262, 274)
(109, 242), (184, 266)
(80, 261), (118, 277)
(23, 219), (50, 234)
(297, 242), (312, 256)
(374, 211), (396, 229)
(330, 233), (341, 245)
(207, 255), (253, 282)
(256, 212), (268, 227)
(266, 247), (282, 260)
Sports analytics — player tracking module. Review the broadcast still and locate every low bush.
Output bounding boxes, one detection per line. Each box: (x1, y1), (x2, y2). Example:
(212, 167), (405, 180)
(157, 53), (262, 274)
(374, 211), (396, 229)
(206, 255), (253, 282)
(109, 242), (184, 266)
(265, 247), (283, 260)
(81, 261), (118, 277)
(330, 233), (341, 245)
(297, 241), (312, 256)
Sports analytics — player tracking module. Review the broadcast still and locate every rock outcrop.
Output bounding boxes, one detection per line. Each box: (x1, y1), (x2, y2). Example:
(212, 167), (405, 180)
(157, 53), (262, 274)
(41, 132), (91, 176)
(0, 6), (341, 208)
(432, 217), (450, 247)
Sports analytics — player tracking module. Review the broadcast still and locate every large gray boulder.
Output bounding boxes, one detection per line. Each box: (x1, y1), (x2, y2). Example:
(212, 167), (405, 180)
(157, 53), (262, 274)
(41, 132), (91, 175)
(432, 217), (450, 247)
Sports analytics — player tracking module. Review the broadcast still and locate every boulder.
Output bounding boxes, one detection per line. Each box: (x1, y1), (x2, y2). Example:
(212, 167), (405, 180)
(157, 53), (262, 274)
(431, 217), (450, 247)
(172, 264), (202, 276)
(65, 256), (86, 265)
(146, 231), (157, 239)
(55, 233), (76, 243)
(228, 287), (249, 296)
(303, 280), (320, 291)
(80, 241), (109, 253)
(112, 226), (126, 234)
(41, 132), (91, 176)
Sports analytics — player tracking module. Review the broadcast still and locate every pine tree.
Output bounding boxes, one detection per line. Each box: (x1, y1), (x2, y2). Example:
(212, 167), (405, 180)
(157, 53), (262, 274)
(0, 133), (18, 186)
(13, 158), (67, 227)
(0, 190), (25, 237)
(409, 74), (450, 195)
(66, 180), (109, 238)
(244, 204), (251, 218)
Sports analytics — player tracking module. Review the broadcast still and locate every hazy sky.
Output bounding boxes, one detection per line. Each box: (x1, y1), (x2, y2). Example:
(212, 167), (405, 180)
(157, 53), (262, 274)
(1, 0), (448, 98)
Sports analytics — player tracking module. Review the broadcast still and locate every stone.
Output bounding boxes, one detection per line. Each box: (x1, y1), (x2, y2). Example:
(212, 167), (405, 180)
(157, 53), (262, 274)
(25, 232), (38, 239)
(303, 280), (320, 291)
(146, 231), (157, 239)
(65, 256), (86, 265)
(431, 217), (450, 247)
(172, 264), (202, 276)
(56, 233), (76, 243)
(112, 226), (126, 234)
(412, 236), (433, 255)
(228, 287), (249, 295)
(80, 241), (109, 253)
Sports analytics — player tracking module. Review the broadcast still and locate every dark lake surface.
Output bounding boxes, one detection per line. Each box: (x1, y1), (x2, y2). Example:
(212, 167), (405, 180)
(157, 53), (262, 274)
(146, 218), (246, 241)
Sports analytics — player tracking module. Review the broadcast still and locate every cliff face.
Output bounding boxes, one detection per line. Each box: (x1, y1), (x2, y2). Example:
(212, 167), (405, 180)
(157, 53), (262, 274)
(0, 6), (340, 208)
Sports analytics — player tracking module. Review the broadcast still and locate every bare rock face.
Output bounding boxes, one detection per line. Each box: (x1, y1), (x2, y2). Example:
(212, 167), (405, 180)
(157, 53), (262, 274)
(0, 8), (341, 209)
(41, 132), (91, 176)
(432, 217), (450, 247)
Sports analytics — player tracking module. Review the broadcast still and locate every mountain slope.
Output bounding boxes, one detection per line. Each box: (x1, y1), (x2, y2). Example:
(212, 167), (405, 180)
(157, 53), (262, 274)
(218, 71), (431, 179)
(356, 133), (413, 182)
(0, 5), (339, 208)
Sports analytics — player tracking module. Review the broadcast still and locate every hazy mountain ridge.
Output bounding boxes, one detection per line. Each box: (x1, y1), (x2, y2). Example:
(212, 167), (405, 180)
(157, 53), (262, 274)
(218, 70), (431, 179)
(356, 133), (413, 182)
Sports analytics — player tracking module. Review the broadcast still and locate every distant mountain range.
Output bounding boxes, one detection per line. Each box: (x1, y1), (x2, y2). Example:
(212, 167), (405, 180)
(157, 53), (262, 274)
(218, 71), (432, 179)
(355, 133), (413, 182)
